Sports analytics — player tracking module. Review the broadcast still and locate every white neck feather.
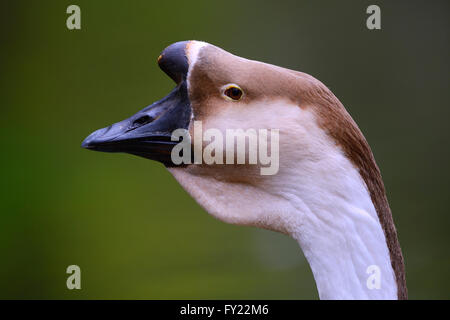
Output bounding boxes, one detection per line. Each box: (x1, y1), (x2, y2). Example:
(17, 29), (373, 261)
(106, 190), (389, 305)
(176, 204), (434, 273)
(286, 169), (398, 299)
(169, 161), (398, 299)
(254, 143), (397, 299)
(167, 104), (398, 299)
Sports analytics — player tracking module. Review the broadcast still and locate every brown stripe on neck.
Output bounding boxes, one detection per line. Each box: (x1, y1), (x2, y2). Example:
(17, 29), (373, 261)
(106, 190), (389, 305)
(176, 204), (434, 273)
(304, 84), (408, 299)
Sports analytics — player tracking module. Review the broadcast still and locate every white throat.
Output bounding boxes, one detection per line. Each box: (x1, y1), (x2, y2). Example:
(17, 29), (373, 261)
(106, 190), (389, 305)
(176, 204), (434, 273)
(167, 104), (398, 299)
(287, 168), (398, 299)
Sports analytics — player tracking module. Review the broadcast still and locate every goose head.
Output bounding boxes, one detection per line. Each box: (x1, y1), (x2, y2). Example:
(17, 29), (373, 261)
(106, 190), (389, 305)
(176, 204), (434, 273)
(82, 40), (406, 300)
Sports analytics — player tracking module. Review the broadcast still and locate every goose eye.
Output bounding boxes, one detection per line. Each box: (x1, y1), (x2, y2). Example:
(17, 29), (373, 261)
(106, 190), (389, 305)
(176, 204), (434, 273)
(223, 84), (243, 101)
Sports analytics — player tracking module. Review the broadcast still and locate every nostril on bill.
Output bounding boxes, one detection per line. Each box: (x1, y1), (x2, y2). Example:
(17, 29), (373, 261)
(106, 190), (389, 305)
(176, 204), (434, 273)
(133, 115), (154, 127)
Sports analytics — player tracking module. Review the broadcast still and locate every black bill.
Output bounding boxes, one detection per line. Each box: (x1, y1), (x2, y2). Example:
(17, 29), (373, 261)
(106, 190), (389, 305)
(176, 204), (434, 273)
(81, 41), (192, 166)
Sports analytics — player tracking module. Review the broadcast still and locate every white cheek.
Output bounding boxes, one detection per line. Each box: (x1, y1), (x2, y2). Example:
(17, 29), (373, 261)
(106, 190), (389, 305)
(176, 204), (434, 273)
(167, 99), (325, 228)
(199, 99), (323, 165)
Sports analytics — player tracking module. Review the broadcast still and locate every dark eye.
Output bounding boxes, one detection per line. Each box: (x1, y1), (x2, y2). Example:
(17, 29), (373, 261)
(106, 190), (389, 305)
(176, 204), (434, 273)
(223, 84), (243, 101)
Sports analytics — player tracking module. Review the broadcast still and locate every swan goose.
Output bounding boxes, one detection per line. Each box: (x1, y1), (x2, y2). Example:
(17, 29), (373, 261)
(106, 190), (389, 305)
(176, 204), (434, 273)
(82, 40), (407, 300)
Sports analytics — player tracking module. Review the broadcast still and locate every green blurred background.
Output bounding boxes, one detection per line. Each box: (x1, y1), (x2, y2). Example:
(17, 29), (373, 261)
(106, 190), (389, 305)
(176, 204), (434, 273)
(0, 0), (449, 299)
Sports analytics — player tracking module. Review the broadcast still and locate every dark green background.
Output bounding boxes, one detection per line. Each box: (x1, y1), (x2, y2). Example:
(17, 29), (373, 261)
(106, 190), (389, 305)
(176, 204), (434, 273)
(0, 0), (448, 299)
